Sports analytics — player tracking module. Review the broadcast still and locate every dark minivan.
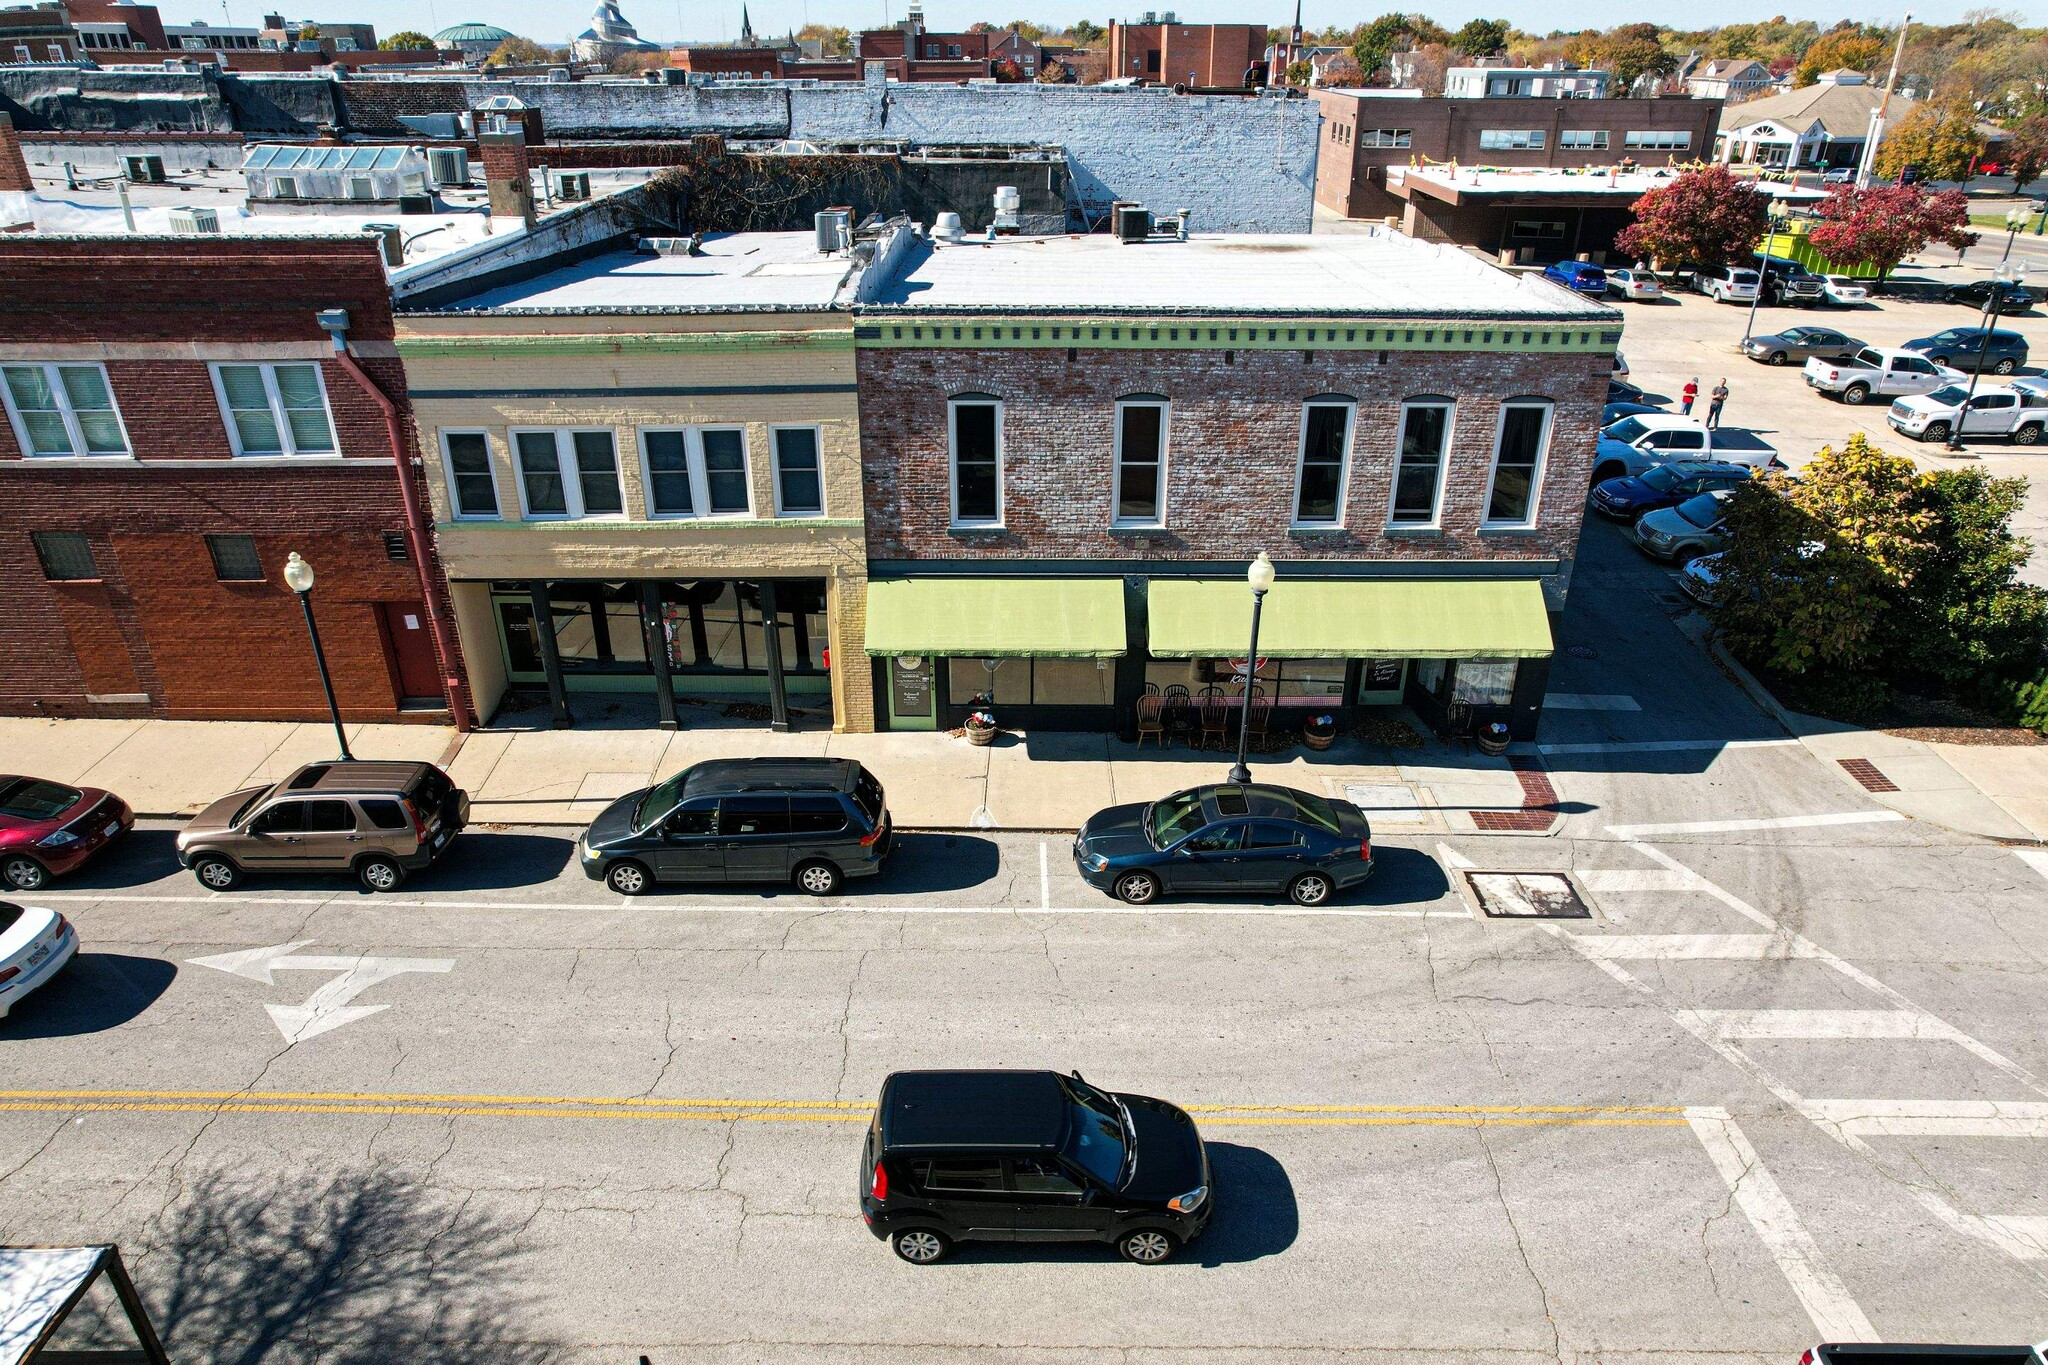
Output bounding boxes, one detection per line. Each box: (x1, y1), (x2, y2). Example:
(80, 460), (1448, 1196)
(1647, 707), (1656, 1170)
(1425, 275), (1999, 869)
(861, 1069), (1212, 1264)
(578, 758), (891, 897)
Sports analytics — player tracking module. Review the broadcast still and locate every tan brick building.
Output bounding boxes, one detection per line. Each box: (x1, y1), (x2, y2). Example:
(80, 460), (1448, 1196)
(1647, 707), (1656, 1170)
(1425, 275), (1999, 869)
(395, 233), (874, 734)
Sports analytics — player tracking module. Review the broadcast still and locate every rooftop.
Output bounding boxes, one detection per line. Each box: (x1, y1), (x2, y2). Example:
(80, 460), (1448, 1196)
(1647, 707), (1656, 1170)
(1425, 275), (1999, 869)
(862, 229), (1618, 320)
(434, 232), (860, 313)
(879, 1071), (1067, 1151)
(1389, 164), (1828, 205)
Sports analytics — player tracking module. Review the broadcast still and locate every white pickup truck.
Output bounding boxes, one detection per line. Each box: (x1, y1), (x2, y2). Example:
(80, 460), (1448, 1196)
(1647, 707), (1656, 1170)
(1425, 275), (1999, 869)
(1888, 382), (2048, 444)
(1591, 413), (1782, 484)
(1805, 346), (1963, 405)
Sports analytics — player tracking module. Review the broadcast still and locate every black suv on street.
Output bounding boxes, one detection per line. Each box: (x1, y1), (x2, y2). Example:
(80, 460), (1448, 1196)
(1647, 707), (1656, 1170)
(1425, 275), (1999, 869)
(578, 758), (891, 896)
(860, 1069), (1212, 1264)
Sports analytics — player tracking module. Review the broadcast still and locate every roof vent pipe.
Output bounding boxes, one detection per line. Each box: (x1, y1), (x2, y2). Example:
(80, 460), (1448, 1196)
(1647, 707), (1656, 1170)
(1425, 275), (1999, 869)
(931, 210), (964, 243)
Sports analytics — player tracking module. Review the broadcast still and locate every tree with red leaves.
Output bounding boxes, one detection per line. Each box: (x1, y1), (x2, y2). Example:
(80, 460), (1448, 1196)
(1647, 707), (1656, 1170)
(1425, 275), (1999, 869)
(1614, 165), (1770, 272)
(1805, 185), (1977, 292)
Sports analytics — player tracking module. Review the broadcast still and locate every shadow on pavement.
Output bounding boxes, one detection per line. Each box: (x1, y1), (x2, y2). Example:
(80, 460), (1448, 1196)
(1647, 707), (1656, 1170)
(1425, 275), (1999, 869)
(0, 953), (174, 1038)
(877, 833), (1001, 894)
(55, 828), (185, 889)
(423, 833), (577, 891)
(1354, 845), (1451, 906)
(42, 1166), (555, 1365)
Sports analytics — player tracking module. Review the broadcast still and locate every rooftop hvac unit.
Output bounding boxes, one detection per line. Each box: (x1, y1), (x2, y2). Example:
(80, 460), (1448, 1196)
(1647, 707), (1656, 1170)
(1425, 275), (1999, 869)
(556, 171), (591, 202)
(166, 206), (220, 235)
(123, 154), (166, 184)
(426, 147), (470, 187)
(1112, 202), (1151, 243)
(362, 222), (403, 266)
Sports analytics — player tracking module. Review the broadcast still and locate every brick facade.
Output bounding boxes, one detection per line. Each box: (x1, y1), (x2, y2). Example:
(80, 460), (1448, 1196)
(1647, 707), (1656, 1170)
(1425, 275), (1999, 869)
(0, 235), (468, 723)
(0, 113), (31, 194)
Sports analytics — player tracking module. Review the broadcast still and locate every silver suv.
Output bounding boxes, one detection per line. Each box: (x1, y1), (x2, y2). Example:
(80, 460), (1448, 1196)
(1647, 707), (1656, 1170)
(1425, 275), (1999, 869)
(176, 761), (469, 892)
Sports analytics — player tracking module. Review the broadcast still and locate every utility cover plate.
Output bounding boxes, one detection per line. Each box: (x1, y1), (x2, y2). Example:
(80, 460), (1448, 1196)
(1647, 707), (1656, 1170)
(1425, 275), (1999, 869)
(1465, 871), (1590, 919)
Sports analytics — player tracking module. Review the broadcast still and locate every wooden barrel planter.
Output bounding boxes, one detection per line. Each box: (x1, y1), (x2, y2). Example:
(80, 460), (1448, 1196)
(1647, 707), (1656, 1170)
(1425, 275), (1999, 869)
(1302, 717), (1338, 752)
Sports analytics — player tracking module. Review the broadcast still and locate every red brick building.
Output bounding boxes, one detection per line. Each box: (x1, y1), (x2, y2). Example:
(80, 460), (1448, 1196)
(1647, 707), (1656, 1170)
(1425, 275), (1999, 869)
(1106, 20), (1265, 87)
(853, 230), (1619, 741)
(0, 235), (471, 725)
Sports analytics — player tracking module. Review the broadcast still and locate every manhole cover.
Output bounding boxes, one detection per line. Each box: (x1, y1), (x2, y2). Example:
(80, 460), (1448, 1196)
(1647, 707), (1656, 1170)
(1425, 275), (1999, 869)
(1464, 871), (1590, 919)
(1566, 644), (1600, 660)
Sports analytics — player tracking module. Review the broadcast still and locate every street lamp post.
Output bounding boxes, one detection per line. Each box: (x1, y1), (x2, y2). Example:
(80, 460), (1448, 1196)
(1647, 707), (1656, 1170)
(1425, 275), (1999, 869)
(282, 551), (353, 761)
(2001, 206), (2025, 262)
(1740, 199), (1788, 348)
(1227, 551), (1276, 787)
(1946, 261), (2028, 455)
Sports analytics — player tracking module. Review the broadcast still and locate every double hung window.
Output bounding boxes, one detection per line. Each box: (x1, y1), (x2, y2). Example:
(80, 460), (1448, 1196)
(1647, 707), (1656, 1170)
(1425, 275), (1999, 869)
(2, 363), (129, 457)
(441, 431), (500, 519)
(1389, 398), (1452, 526)
(213, 362), (336, 456)
(639, 427), (753, 519)
(513, 428), (625, 520)
(1483, 401), (1553, 527)
(771, 426), (824, 516)
(948, 397), (1002, 527)
(1293, 401), (1353, 526)
(1112, 398), (1168, 526)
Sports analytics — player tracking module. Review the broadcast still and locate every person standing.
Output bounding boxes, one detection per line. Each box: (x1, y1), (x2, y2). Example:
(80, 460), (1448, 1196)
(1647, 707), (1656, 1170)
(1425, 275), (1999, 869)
(1680, 378), (1699, 415)
(1707, 378), (1729, 429)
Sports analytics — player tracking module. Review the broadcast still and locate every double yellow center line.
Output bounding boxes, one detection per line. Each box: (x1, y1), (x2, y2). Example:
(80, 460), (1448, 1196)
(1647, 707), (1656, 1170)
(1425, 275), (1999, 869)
(0, 1090), (1689, 1128)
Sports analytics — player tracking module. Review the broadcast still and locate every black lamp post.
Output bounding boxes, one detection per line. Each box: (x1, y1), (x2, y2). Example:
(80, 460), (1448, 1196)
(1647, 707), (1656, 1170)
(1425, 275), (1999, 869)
(1946, 261), (2028, 455)
(1227, 551), (1276, 786)
(283, 551), (353, 761)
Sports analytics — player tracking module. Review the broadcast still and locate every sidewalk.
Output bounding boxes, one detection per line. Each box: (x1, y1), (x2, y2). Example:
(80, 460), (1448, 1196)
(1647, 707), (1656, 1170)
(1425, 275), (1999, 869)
(0, 704), (1538, 834)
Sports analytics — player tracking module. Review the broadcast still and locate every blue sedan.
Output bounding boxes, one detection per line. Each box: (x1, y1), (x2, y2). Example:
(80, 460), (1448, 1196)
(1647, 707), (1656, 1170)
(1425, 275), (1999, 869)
(1589, 461), (1755, 522)
(1074, 783), (1373, 906)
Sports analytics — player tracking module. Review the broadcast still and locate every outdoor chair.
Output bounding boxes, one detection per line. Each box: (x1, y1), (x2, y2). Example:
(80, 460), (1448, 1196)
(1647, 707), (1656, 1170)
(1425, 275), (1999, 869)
(1135, 692), (1167, 747)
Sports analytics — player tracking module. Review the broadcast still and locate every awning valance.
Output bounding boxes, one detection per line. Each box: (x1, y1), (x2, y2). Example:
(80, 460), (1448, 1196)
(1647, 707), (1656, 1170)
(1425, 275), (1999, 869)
(865, 578), (1127, 659)
(1147, 578), (1553, 660)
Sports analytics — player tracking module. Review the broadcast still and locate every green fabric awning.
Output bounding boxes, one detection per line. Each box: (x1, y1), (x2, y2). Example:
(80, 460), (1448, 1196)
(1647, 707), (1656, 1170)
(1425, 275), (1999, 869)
(1147, 578), (1553, 660)
(865, 578), (1127, 658)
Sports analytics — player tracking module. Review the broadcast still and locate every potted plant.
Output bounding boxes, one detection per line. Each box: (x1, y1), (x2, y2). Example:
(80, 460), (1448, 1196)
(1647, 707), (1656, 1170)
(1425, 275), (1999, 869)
(964, 693), (998, 746)
(1477, 720), (1511, 756)
(1302, 713), (1338, 752)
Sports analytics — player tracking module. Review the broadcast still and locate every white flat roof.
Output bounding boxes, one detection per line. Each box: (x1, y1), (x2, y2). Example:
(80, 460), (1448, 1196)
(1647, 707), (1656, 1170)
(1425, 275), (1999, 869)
(863, 230), (1617, 320)
(1390, 165), (1828, 202)
(446, 232), (857, 312)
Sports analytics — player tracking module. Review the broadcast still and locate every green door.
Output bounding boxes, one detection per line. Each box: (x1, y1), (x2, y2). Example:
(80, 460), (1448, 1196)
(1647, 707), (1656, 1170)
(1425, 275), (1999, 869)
(885, 655), (937, 731)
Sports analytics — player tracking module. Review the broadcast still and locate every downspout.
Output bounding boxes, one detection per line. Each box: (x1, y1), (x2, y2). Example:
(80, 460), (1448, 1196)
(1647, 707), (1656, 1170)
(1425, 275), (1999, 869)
(318, 309), (477, 732)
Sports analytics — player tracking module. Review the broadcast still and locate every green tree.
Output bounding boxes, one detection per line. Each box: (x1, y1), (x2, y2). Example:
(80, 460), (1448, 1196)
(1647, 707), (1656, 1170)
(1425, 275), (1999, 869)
(1285, 58), (1313, 85)
(379, 30), (434, 49)
(1708, 472), (1890, 680)
(1450, 17), (1509, 56)
(1791, 28), (1885, 85)
(1892, 468), (2048, 692)
(1068, 18), (1104, 44)
(2002, 113), (2047, 192)
(1874, 99), (1986, 183)
(485, 35), (553, 67)
(796, 22), (852, 55)
(295, 21), (320, 38)
(1349, 13), (1412, 76)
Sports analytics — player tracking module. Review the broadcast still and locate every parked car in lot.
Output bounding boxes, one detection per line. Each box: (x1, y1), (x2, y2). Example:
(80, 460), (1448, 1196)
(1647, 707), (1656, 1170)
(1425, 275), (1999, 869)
(1542, 260), (1609, 298)
(0, 902), (76, 1020)
(1591, 414), (1780, 484)
(1943, 278), (2037, 312)
(176, 760), (468, 892)
(579, 757), (891, 897)
(1805, 347), (1962, 404)
(1609, 378), (1648, 405)
(1821, 275), (1870, 305)
(1605, 267), (1664, 301)
(0, 776), (132, 893)
(1888, 383), (2048, 444)
(1590, 461), (1756, 521)
(1820, 167), (1854, 185)
(1741, 325), (1865, 367)
(1603, 399), (1665, 427)
(1751, 253), (1826, 306)
(1632, 489), (1735, 564)
(1901, 326), (2030, 376)
(1612, 350), (1630, 382)
(1677, 552), (1725, 606)
(1697, 266), (1762, 302)
(1074, 783), (1372, 906)
(860, 1069), (1212, 1264)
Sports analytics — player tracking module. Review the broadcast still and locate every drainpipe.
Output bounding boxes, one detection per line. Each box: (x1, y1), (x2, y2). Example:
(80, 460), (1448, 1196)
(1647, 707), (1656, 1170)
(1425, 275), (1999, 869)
(318, 308), (477, 732)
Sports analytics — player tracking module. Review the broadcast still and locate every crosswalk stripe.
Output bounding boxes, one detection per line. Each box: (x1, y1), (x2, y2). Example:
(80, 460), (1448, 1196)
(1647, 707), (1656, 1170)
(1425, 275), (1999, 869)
(1680, 1010), (1962, 1042)
(1567, 933), (1818, 961)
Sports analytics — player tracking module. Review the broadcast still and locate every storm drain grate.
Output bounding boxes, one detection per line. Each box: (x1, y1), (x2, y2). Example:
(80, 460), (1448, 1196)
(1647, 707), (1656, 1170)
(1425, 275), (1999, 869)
(1464, 871), (1591, 919)
(1838, 758), (1900, 793)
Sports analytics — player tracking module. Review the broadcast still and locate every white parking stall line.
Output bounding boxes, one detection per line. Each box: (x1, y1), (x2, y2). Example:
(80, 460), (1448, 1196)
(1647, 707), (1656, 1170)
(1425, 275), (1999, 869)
(2017, 849), (2048, 882)
(1681, 1010), (1964, 1043)
(1039, 840), (1051, 912)
(1606, 811), (1907, 839)
(1686, 1106), (1878, 1344)
(1544, 693), (1643, 711)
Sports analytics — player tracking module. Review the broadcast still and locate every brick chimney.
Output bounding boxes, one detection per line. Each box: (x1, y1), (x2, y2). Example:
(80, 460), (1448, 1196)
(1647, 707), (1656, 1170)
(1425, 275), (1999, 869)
(477, 118), (536, 229)
(0, 113), (33, 195)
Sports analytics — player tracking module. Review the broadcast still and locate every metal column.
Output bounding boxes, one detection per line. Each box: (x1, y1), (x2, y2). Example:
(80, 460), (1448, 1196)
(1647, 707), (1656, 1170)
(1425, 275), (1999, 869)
(526, 581), (574, 729)
(641, 581), (678, 730)
(758, 580), (792, 733)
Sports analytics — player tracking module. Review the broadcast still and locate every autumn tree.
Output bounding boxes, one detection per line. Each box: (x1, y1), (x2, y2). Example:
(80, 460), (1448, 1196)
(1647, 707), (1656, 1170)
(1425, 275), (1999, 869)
(2003, 113), (2046, 192)
(1068, 18), (1104, 44)
(1805, 183), (1975, 290)
(1450, 17), (1509, 57)
(378, 30), (434, 49)
(1318, 51), (1364, 88)
(1582, 23), (1677, 94)
(1348, 12), (1447, 79)
(1791, 27), (1885, 86)
(1398, 42), (1450, 94)
(485, 35), (554, 67)
(1614, 165), (1769, 271)
(795, 23), (851, 55)
(1874, 99), (1986, 183)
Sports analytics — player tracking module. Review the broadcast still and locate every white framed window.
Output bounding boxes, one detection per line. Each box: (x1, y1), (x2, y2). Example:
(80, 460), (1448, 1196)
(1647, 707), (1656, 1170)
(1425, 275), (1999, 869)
(211, 362), (335, 456)
(1389, 397), (1453, 527)
(1359, 127), (1411, 148)
(1560, 129), (1609, 150)
(771, 426), (824, 517)
(439, 429), (500, 519)
(1292, 399), (1353, 527)
(1624, 130), (1691, 150)
(2, 362), (130, 457)
(1483, 400), (1553, 528)
(510, 427), (625, 520)
(1112, 397), (1168, 526)
(271, 175), (299, 199)
(637, 426), (752, 519)
(1478, 129), (1546, 150)
(948, 396), (1003, 528)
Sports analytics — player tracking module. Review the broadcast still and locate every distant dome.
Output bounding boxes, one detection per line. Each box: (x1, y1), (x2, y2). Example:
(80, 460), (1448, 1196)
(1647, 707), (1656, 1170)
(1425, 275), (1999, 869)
(433, 22), (515, 43)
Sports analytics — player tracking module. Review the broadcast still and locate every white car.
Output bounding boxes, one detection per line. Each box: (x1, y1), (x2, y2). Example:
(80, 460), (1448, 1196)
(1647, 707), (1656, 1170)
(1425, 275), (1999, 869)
(1606, 269), (1664, 301)
(1613, 350), (1630, 381)
(1678, 552), (1724, 605)
(1699, 266), (1762, 303)
(1822, 275), (1870, 305)
(0, 901), (76, 1019)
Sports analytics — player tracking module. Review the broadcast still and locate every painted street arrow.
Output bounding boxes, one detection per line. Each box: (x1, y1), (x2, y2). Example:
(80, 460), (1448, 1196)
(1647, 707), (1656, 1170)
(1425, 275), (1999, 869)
(189, 941), (454, 1044)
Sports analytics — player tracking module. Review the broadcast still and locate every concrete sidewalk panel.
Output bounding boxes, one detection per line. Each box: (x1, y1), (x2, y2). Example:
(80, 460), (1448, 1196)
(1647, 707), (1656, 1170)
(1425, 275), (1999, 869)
(654, 727), (830, 779)
(0, 717), (147, 786)
(75, 721), (303, 814)
(242, 722), (455, 787)
(446, 730), (514, 796)
(825, 732), (989, 828)
(470, 728), (673, 822)
(1928, 744), (2048, 842)
(988, 733), (1112, 829)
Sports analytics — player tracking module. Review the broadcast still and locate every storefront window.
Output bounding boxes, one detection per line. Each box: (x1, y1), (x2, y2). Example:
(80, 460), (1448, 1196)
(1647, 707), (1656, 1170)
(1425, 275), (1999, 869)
(1276, 659), (1347, 701)
(1031, 658), (1114, 706)
(948, 657), (1110, 706)
(657, 579), (829, 676)
(1144, 658), (1346, 703)
(1453, 660), (1518, 706)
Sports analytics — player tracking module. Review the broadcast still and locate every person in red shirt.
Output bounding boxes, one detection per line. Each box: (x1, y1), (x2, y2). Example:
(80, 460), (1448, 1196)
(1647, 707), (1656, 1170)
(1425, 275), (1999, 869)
(1680, 378), (1699, 415)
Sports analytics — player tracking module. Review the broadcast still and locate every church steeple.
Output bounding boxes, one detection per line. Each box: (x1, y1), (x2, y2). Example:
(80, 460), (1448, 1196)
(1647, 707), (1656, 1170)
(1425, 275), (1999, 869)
(740, 3), (754, 42)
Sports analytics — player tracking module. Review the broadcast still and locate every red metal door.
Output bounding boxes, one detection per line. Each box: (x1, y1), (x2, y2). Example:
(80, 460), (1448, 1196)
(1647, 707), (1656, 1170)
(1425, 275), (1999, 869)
(380, 602), (442, 703)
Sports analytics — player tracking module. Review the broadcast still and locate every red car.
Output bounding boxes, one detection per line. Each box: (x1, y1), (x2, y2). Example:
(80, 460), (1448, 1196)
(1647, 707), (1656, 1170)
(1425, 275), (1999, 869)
(0, 776), (132, 892)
